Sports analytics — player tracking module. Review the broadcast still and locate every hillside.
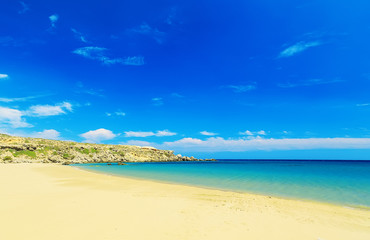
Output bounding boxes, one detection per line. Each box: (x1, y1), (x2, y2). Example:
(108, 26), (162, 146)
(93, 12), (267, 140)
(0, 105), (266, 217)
(0, 134), (210, 164)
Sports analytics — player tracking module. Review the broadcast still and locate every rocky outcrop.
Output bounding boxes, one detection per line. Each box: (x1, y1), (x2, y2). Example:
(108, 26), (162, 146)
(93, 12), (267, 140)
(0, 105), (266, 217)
(0, 134), (214, 164)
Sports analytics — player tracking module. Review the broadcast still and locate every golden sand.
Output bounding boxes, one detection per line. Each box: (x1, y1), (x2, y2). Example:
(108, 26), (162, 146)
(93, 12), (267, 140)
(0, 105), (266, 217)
(0, 164), (369, 240)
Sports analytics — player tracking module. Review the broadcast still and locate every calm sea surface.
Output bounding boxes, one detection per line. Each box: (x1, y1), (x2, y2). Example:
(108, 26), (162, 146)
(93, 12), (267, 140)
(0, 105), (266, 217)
(74, 160), (370, 207)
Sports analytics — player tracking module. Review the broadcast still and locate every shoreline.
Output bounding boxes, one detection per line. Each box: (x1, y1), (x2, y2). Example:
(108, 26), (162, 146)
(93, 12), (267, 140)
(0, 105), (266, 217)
(73, 164), (370, 210)
(70, 160), (370, 211)
(1, 163), (369, 240)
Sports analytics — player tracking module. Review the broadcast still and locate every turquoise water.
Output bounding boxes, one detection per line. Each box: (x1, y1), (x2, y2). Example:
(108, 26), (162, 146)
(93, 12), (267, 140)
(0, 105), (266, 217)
(74, 160), (370, 207)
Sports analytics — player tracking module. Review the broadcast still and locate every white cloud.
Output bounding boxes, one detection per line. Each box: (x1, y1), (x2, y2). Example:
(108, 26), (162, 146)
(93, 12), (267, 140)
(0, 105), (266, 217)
(0, 74), (9, 79)
(239, 130), (253, 136)
(2, 129), (62, 140)
(0, 106), (31, 128)
(124, 130), (177, 137)
(49, 14), (59, 28)
(71, 28), (88, 43)
(106, 111), (126, 117)
(73, 46), (106, 59)
(226, 85), (256, 93)
(257, 130), (266, 135)
(279, 41), (321, 58)
(32, 129), (60, 140)
(125, 131), (155, 137)
(200, 131), (218, 136)
(62, 102), (72, 111)
(161, 137), (370, 152)
(0, 97), (28, 103)
(18, 1), (29, 14)
(80, 128), (116, 143)
(26, 102), (73, 117)
(115, 111), (126, 116)
(240, 130), (267, 136)
(0, 102), (72, 129)
(155, 130), (177, 137)
(73, 46), (144, 66)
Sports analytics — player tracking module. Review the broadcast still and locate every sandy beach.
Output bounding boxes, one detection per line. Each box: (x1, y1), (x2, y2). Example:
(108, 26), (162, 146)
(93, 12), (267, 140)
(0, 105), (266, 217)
(0, 164), (369, 240)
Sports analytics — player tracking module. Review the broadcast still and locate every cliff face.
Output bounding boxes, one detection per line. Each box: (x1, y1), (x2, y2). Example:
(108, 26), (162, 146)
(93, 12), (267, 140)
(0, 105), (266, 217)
(0, 134), (209, 164)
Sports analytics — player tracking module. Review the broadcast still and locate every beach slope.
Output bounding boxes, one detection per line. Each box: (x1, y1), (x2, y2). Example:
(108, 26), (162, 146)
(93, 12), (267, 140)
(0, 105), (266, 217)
(0, 164), (369, 240)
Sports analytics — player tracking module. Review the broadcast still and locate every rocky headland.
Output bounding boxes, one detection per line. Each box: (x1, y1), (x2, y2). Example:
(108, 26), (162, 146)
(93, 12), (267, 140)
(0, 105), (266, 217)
(0, 134), (213, 164)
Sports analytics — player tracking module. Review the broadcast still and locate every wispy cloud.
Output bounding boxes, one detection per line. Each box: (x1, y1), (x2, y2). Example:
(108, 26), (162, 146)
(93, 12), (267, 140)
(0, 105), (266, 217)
(115, 111), (126, 116)
(226, 84), (256, 93)
(279, 41), (321, 58)
(0, 36), (19, 47)
(120, 56), (145, 66)
(49, 14), (59, 28)
(356, 103), (370, 107)
(82, 89), (104, 96)
(278, 78), (344, 88)
(124, 131), (155, 137)
(200, 131), (218, 136)
(0, 106), (32, 128)
(0, 36), (45, 47)
(0, 74), (9, 80)
(165, 7), (177, 25)
(161, 137), (370, 152)
(239, 130), (267, 136)
(0, 94), (50, 103)
(171, 93), (184, 98)
(75, 81), (104, 97)
(71, 28), (88, 43)
(152, 97), (163, 106)
(73, 46), (144, 66)
(130, 23), (166, 44)
(73, 46), (108, 61)
(124, 130), (177, 137)
(106, 111), (126, 117)
(18, 1), (29, 14)
(80, 128), (117, 143)
(26, 102), (73, 117)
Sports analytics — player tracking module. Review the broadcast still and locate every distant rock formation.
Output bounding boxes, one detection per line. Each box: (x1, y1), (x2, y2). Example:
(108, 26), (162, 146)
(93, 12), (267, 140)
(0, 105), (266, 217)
(0, 134), (215, 164)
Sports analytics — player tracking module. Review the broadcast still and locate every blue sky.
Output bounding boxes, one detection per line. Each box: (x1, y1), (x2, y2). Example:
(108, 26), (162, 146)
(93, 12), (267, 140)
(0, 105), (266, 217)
(1, 0), (370, 159)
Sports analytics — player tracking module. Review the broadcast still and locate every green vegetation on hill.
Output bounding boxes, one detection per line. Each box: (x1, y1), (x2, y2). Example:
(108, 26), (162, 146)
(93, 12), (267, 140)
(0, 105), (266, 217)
(0, 133), (211, 164)
(13, 150), (37, 158)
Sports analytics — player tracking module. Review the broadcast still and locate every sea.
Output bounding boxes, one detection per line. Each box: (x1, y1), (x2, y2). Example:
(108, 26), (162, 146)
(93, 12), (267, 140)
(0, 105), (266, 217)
(74, 160), (370, 208)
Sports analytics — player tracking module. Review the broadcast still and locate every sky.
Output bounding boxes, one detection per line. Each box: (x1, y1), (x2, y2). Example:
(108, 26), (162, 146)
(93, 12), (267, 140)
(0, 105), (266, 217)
(1, 0), (370, 159)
